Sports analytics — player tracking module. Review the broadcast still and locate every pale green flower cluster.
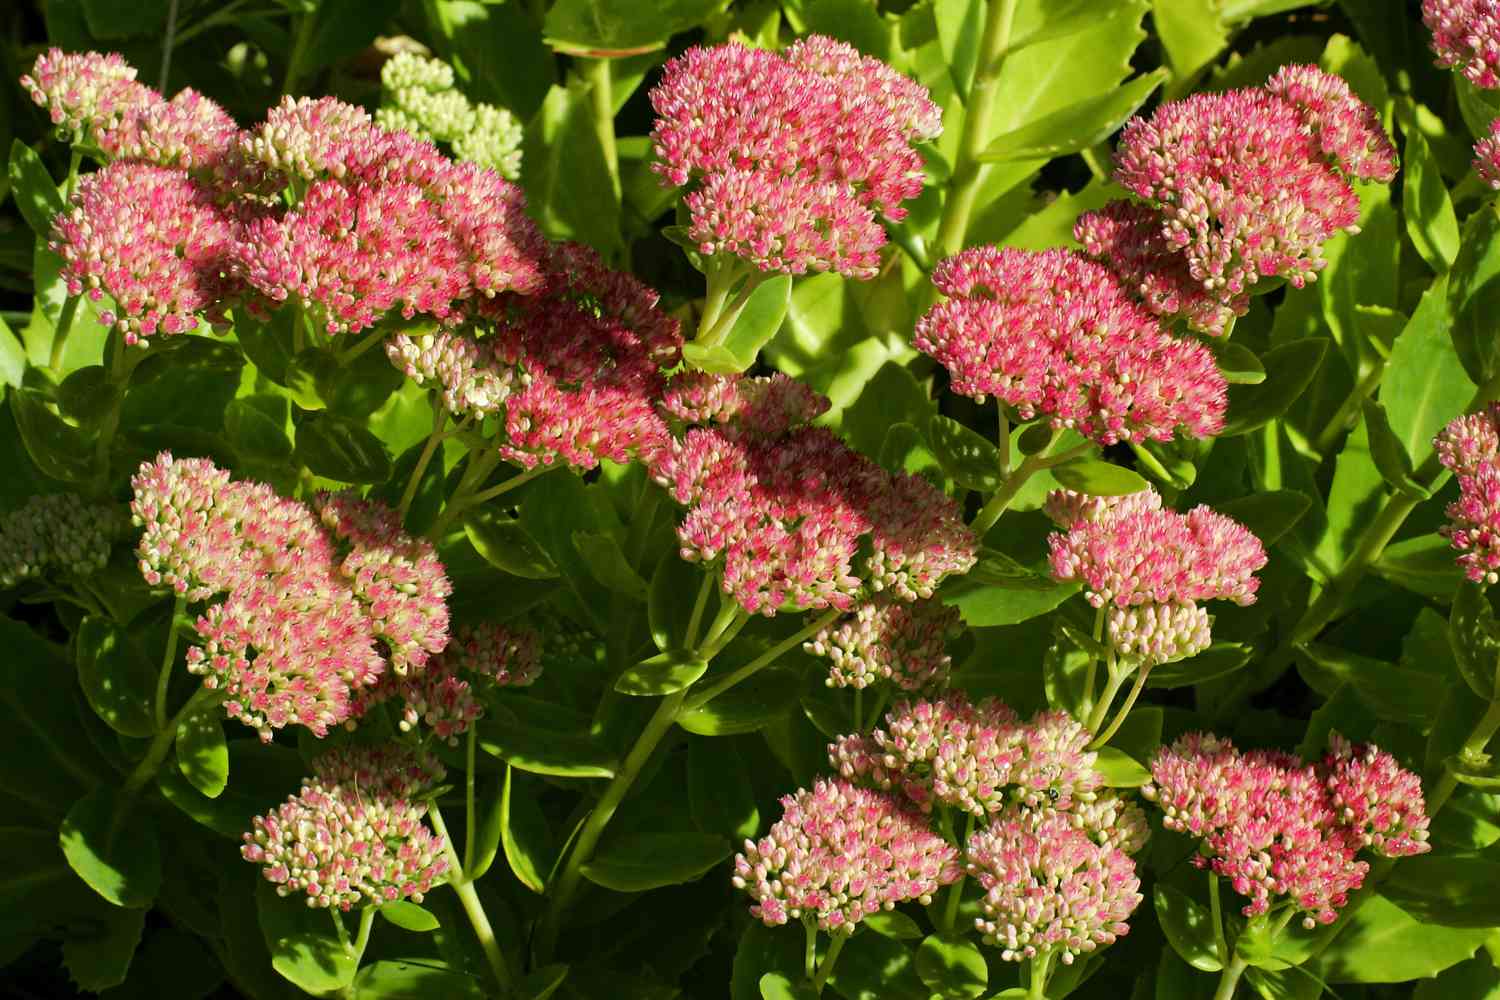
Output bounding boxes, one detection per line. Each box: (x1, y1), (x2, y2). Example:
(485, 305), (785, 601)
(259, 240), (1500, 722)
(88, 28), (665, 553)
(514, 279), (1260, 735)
(377, 52), (522, 179)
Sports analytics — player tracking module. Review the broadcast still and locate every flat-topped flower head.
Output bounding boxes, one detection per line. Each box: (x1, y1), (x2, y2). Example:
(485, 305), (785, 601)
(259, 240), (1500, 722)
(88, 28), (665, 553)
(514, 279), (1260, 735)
(915, 246), (1226, 444)
(1106, 601), (1212, 666)
(650, 36), (936, 275)
(660, 372), (830, 438)
(51, 162), (239, 344)
(239, 96), (378, 182)
(1477, 117), (1500, 189)
(1143, 733), (1424, 927)
(386, 330), (517, 419)
(805, 597), (960, 692)
(1063, 792), (1151, 856)
(732, 778), (961, 934)
(1424, 0), (1500, 88)
(1435, 405), (1500, 583)
(21, 48), (156, 144)
(1007, 710), (1101, 812)
(829, 692), (1021, 816)
(98, 87), (241, 175)
(651, 423), (975, 615)
(241, 744), (448, 910)
(1264, 65), (1398, 182)
(1111, 72), (1390, 331)
(131, 454), (452, 740)
(966, 805), (1143, 965)
(0, 494), (125, 589)
(1075, 201), (1235, 336)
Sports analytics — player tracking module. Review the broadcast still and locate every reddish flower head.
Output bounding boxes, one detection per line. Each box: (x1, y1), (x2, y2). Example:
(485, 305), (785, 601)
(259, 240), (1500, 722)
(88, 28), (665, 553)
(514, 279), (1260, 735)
(242, 744), (449, 910)
(1424, 0), (1500, 88)
(805, 597), (961, 692)
(50, 162), (240, 344)
(732, 778), (961, 933)
(1435, 405), (1500, 583)
(20, 48), (156, 143)
(915, 246), (1226, 444)
(1476, 117), (1500, 189)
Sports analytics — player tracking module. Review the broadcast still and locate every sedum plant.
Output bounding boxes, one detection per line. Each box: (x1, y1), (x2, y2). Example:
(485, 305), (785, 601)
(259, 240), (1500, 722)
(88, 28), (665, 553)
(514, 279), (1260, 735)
(4, 3), (1500, 999)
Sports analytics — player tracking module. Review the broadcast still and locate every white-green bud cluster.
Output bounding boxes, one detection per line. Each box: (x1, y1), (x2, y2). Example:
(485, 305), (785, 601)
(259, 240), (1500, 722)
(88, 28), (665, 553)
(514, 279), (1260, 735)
(377, 52), (523, 179)
(0, 493), (125, 588)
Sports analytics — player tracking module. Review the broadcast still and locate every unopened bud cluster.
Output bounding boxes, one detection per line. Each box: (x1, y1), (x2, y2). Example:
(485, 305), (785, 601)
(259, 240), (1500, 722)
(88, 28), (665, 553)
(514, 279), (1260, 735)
(0, 493), (124, 588)
(377, 52), (523, 179)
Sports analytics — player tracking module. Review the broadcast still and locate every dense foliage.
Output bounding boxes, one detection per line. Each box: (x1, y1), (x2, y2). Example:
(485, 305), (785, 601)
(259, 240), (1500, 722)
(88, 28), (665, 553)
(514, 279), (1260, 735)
(3, 1), (1500, 998)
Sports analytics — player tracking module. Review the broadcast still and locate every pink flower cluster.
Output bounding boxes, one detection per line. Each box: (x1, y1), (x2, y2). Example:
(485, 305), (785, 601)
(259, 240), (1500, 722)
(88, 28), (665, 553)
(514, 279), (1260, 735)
(130, 453), (451, 739)
(234, 109), (547, 334)
(241, 744), (449, 910)
(1435, 405), (1500, 583)
(650, 36), (939, 277)
(1087, 66), (1396, 336)
(1144, 733), (1430, 927)
(363, 622), (542, 745)
(660, 372), (830, 439)
(49, 162), (240, 344)
(0, 493), (124, 588)
(966, 807), (1143, 965)
(1476, 117), (1500, 190)
(828, 693), (1106, 817)
(804, 597), (961, 692)
(731, 778), (961, 934)
(1424, 0), (1500, 88)
(1047, 488), (1266, 667)
(21, 49), (154, 142)
(914, 246), (1226, 445)
(651, 384), (976, 614)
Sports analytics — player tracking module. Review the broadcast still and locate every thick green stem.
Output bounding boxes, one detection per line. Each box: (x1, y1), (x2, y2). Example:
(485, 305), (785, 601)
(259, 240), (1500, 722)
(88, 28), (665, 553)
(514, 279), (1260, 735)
(683, 609), (843, 713)
(1208, 874), (1229, 967)
(92, 331), (137, 493)
(154, 596), (186, 731)
(942, 813), (976, 930)
(536, 691), (688, 962)
(933, 0), (1021, 260)
(281, 10), (317, 96)
(462, 463), (550, 509)
(804, 920), (818, 981)
(50, 295), (80, 371)
(698, 270), (766, 347)
(1089, 665), (1149, 750)
(684, 574), (715, 650)
(1082, 605), (1105, 718)
(1427, 696), (1500, 818)
(810, 933), (847, 996)
(581, 59), (620, 201)
(1084, 657), (1127, 734)
(1212, 955), (1249, 1000)
(123, 687), (223, 794)
(970, 439), (1091, 537)
(431, 803), (514, 991)
(700, 608), (750, 661)
(425, 451), (505, 541)
(336, 327), (387, 365)
(1028, 950), (1054, 1000)
(1312, 360), (1386, 457)
(352, 906), (375, 957)
(464, 726), (478, 874)
(398, 398), (449, 520)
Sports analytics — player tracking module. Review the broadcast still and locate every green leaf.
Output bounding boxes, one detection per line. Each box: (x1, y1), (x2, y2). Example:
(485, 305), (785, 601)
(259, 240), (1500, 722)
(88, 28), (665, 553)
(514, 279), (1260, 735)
(928, 414), (1002, 491)
(677, 666), (800, 736)
(379, 900), (440, 932)
(759, 972), (818, 1000)
(423, 0), (553, 121)
(57, 366), (119, 427)
(979, 68), (1166, 162)
(1050, 458), (1148, 496)
(1308, 892), (1488, 983)
(1153, 0), (1229, 81)
(1456, 75), (1500, 141)
(1148, 643), (1252, 689)
(733, 922), (804, 1000)
(572, 530), (648, 598)
(468, 775), (504, 883)
(353, 960), (485, 999)
(256, 882), (360, 994)
(1414, 958), (1500, 1000)
(522, 78), (622, 255)
(1403, 127), (1460, 273)
(1223, 339), (1330, 435)
(580, 832), (730, 891)
(11, 387), (96, 484)
(61, 904), (145, 992)
(1093, 746), (1150, 788)
(864, 910), (925, 940)
(293, 414), (392, 484)
(1214, 492), (1311, 547)
(828, 925), (929, 999)
(1361, 398), (1427, 498)
(522, 963), (571, 1000)
(1154, 883), (1223, 973)
(75, 616), (156, 738)
(300, 0), (404, 75)
(501, 765), (556, 893)
(1374, 532), (1463, 599)
(914, 932), (988, 999)
(543, 0), (724, 55)
(225, 396), (294, 464)
(1296, 644), (1446, 725)
(175, 702), (229, 799)
(681, 342), (744, 374)
(1208, 339), (1267, 385)
(1386, 853), (1500, 926)
(8, 141), (63, 237)
(718, 274), (794, 371)
(81, 0), (170, 37)
(1448, 203), (1500, 387)
(1382, 275), (1473, 469)
(616, 649), (708, 696)
(475, 717), (617, 778)
(688, 738), (760, 841)
(463, 509), (559, 579)
(1450, 581), (1500, 701)
(649, 555), (705, 653)
(60, 786), (162, 908)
